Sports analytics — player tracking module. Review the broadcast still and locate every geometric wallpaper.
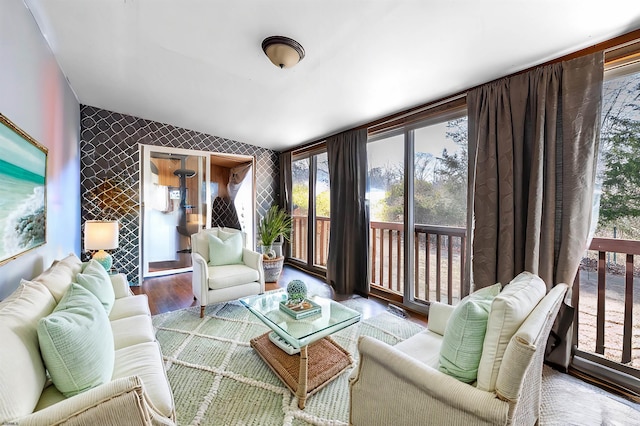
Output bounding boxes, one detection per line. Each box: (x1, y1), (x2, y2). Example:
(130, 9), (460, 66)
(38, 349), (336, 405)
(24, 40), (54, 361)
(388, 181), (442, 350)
(80, 105), (280, 284)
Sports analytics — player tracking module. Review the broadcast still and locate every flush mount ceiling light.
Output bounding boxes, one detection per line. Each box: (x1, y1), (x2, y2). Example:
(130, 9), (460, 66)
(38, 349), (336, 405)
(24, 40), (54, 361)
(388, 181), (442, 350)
(262, 36), (305, 69)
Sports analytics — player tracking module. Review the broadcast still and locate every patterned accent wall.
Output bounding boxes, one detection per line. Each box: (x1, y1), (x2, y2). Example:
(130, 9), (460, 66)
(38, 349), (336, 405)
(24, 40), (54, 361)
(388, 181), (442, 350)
(80, 106), (279, 284)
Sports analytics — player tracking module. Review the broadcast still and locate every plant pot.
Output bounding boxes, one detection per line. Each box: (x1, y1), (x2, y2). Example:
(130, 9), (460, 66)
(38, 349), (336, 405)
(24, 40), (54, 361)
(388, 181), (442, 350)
(263, 256), (284, 283)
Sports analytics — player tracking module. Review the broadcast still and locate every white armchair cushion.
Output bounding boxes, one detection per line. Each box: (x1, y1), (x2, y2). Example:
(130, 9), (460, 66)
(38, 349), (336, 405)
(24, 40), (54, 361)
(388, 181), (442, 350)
(395, 330), (443, 368)
(426, 302), (455, 336)
(208, 264), (260, 289)
(37, 284), (115, 397)
(207, 231), (243, 266)
(438, 283), (501, 383)
(477, 272), (546, 391)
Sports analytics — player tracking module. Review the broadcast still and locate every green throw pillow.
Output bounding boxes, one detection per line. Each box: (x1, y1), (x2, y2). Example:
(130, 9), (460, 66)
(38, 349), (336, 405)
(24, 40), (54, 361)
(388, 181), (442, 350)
(208, 231), (243, 266)
(438, 283), (501, 383)
(37, 283), (115, 397)
(76, 259), (115, 314)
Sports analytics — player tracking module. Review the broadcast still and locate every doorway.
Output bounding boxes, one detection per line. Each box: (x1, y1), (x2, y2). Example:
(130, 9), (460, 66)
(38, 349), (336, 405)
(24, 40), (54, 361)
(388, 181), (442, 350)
(140, 145), (255, 280)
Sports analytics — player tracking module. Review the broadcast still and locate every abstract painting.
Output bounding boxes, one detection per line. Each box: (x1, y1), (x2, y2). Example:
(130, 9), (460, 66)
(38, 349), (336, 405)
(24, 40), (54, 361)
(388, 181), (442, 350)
(0, 114), (47, 264)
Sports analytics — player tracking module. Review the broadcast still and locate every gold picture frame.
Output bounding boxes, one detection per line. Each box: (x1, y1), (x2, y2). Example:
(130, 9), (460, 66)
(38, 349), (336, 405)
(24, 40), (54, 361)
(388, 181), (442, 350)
(0, 113), (48, 265)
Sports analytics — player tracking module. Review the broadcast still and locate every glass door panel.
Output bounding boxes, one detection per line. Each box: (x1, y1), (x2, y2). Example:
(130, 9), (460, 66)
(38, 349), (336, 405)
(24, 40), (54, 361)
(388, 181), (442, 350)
(291, 157), (310, 263)
(367, 134), (405, 295)
(412, 118), (467, 306)
(314, 152), (330, 267)
(141, 145), (209, 278)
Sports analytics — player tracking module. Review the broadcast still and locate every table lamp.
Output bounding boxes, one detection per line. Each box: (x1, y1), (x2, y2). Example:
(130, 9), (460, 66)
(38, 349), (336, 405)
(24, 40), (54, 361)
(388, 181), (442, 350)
(84, 220), (119, 271)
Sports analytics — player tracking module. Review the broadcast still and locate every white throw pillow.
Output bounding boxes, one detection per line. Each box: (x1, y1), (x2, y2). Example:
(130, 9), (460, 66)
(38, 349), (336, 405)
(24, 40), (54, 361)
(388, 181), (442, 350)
(476, 271), (546, 391)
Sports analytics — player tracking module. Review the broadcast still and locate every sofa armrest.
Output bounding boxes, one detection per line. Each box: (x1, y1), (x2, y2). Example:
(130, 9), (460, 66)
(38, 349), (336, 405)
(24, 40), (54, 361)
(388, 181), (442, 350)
(110, 273), (133, 299)
(242, 249), (265, 292)
(350, 336), (508, 426)
(17, 376), (175, 426)
(427, 301), (455, 335)
(191, 252), (209, 305)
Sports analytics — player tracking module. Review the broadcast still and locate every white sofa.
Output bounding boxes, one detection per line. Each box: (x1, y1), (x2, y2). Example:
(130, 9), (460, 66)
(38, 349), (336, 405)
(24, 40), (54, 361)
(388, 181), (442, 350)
(191, 227), (265, 318)
(350, 273), (568, 426)
(0, 254), (175, 425)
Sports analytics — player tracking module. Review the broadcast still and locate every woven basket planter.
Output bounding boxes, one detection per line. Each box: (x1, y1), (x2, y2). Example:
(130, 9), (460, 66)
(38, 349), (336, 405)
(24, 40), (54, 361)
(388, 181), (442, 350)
(263, 256), (284, 283)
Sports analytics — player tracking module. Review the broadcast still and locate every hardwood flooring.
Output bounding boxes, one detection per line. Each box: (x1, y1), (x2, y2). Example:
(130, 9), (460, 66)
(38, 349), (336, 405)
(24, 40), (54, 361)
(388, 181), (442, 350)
(132, 264), (427, 325)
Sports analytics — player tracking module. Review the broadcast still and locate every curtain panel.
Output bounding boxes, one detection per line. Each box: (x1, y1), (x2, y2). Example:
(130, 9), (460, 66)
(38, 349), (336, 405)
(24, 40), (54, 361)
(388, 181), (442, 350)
(326, 128), (369, 295)
(468, 52), (604, 368)
(279, 151), (292, 257)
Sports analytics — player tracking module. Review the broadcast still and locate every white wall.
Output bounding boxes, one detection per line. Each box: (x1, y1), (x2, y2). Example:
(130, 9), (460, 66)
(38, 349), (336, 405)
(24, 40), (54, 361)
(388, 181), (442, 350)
(0, 0), (80, 299)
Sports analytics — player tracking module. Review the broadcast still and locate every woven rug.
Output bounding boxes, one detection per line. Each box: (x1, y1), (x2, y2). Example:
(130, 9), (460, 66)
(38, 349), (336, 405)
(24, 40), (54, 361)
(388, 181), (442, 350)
(152, 299), (640, 426)
(152, 298), (423, 425)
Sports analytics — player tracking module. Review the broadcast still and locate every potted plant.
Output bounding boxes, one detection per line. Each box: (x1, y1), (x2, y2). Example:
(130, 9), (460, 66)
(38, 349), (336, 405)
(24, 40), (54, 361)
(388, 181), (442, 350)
(258, 205), (292, 282)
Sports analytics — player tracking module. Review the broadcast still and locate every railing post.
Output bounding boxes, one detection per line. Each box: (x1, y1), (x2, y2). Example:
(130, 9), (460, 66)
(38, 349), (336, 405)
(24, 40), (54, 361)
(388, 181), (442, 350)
(622, 253), (633, 364)
(596, 250), (606, 355)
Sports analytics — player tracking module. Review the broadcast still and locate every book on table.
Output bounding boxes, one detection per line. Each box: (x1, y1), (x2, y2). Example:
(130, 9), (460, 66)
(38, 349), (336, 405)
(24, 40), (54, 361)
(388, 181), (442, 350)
(279, 299), (321, 319)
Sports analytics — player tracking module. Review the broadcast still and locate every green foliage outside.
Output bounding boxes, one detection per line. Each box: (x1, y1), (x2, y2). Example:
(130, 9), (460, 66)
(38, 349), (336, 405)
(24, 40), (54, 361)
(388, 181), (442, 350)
(292, 184), (330, 217)
(595, 74), (640, 240)
(374, 117), (468, 227)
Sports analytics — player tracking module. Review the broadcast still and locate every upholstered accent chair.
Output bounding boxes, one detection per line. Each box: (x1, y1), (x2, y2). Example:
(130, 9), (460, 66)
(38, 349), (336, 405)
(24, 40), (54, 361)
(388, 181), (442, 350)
(191, 227), (265, 318)
(349, 273), (568, 426)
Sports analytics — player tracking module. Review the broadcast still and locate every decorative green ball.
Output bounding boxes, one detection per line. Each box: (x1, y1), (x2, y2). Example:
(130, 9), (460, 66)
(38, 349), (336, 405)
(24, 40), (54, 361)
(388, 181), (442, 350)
(287, 280), (307, 303)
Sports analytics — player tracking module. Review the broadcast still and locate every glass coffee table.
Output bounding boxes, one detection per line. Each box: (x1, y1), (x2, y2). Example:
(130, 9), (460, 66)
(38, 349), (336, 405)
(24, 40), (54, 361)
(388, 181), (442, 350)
(240, 290), (361, 409)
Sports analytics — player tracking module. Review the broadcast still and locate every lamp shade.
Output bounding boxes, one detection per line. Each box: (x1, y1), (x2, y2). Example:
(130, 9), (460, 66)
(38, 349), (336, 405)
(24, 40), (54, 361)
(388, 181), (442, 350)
(262, 36), (305, 69)
(84, 220), (119, 250)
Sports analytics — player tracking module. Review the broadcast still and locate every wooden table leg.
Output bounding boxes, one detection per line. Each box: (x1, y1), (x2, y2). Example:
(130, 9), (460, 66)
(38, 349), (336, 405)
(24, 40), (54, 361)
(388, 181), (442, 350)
(297, 345), (308, 409)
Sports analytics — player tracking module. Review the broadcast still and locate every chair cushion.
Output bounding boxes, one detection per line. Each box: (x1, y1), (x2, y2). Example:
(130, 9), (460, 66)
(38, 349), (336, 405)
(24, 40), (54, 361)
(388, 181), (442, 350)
(37, 284), (115, 397)
(208, 264), (260, 289)
(395, 329), (443, 369)
(109, 294), (151, 321)
(0, 280), (56, 424)
(76, 259), (115, 314)
(208, 231), (243, 266)
(476, 272), (546, 391)
(110, 314), (155, 350)
(438, 283), (501, 382)
(112, 342), (174, 418)
(32, 254), (82, 303)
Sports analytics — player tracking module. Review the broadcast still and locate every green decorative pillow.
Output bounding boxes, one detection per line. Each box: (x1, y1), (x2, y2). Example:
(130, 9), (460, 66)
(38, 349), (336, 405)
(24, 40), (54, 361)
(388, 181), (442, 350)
(438, 283), (501, 383)
(76, 259), (115, 314)
(37, 284), (115, 397)
(208, 231), (243, 266)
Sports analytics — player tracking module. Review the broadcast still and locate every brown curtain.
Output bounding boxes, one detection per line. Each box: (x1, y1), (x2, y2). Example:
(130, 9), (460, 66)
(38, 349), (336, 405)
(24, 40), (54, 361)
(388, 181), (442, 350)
(326, 128), (369, 295)
(467, 52), (604, 369)
(279, 151), (292, 257)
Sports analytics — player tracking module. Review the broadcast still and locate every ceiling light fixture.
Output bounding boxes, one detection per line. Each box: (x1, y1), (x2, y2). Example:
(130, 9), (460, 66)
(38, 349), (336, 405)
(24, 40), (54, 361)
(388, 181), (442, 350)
(262, 36), (305, 69)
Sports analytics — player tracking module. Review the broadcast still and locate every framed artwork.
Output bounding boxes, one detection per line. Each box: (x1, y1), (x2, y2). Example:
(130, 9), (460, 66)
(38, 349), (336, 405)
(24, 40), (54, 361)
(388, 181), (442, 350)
(0, 114), (48, 265)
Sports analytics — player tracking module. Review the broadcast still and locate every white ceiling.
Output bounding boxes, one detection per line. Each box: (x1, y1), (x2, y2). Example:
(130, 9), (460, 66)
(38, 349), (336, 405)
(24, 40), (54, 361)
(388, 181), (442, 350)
(25, 1), (640, 152)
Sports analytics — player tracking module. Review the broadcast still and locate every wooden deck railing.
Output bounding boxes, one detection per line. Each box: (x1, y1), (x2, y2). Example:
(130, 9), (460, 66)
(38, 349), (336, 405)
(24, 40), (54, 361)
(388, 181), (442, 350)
(577, 237), (640, 367)
(291, 215), (330, 266)
(370, 221), (467, 305)
(292, 216), (638, 368)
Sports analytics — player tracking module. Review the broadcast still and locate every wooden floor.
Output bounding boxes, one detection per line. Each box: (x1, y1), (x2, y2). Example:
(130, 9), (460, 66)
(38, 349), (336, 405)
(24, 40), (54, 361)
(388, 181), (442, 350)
(133, 264), (427, 325)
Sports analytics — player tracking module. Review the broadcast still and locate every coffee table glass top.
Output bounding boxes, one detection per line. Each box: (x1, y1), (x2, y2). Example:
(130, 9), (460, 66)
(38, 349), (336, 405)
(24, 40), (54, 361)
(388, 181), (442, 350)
(240, 290), (361, 348)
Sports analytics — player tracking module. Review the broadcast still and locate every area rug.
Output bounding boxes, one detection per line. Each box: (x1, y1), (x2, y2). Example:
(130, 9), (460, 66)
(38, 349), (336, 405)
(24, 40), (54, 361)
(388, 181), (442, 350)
(152, 298), (423, 426)
(152, 299), (640, 426)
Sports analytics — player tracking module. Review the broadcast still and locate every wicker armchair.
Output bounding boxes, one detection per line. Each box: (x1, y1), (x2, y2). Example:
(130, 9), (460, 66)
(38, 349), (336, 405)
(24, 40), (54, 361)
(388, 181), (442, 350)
(350, 277), (568, 426)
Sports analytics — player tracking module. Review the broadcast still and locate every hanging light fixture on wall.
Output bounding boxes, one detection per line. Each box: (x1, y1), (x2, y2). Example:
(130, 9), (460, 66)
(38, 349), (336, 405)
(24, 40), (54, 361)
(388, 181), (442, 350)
(262, 36), (305, 69)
